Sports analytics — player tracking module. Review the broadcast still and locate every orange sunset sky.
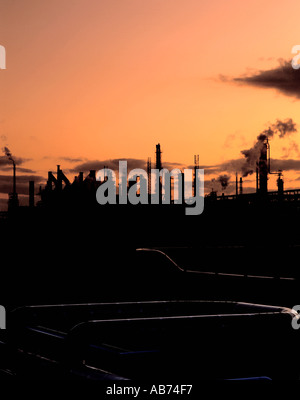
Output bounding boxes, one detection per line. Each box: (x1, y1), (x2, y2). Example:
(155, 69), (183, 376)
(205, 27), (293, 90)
(1, 0), (300, 207)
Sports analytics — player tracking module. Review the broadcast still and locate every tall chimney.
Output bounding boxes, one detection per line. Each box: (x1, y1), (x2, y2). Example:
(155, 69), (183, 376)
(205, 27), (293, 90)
(57, 165), (62, 191)
(155, 144), (162, 203)
(29, 180), (34, 207)
(256, 166), (259, 193)
(194, 155), (199, 197)
(13, 161), (16, 198)
(147, 158), (151, 195)
(155, 143), (162, 170)
(89, 170), (96, 180)
(235, 173), (238, 197)
(258, 140), (268, 194)
(8, 161), (19, 209)
(239, 177), (243, 196)
(277, 171), (284, 196)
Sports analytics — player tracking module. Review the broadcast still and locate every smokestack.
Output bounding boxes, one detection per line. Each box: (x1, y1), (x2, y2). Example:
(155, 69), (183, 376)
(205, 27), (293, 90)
(147, 158), (151, 195)
(56, 165), (62, 191)
(277, 171), (284, 196)
(155, 144), (162, 203)
(79, 172), (83, 183)
(155, 143), (162, 170)
(29, 180), (34, 207)
(7, 160), (19, 209)
(181, 171), (185, 203)
(194, 155), (199, 197)
(13, 161), (16, 198)
(2, 147), (19, 207)
(89, 170), (96, 180)
(258, 140), (268, 194)
(239, 177), (243, 195)
(256, 166), (259, 193)
(236, 173), (238, 197)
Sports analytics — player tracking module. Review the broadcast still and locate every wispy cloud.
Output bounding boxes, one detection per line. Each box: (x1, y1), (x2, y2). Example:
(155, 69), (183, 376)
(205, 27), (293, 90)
(0, 166), (36, 173)
(70, 158), (185, 174)
(200, 158), (300, 177)
(61, 156), (86, 163)
(0, 174), (45, 195)
(0, 155), (30, 168)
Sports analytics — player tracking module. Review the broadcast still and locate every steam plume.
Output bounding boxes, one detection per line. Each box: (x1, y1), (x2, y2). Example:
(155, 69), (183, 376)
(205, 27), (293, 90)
(240, 118), (297, 177)
(211, 174), (231, 192)
(217, 174), (230, 191)
(2, 146), (14, 163)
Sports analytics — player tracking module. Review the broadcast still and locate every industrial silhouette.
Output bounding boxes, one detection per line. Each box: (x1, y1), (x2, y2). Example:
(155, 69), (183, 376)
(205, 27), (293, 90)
(0, 141), (299, 380)
(2, 138), (299, 214)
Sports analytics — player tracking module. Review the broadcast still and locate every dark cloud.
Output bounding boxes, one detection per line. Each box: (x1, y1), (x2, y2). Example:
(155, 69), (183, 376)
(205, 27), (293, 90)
(0, 155), (29, 168)
(186, 164), (219, 174)
(187, 161), (245, 176)
(60, 157), (85, 163)
(42, 156), (86, 163)
(269, 158), (300, 172)
(201, 168), (220, 175)
(229, 59), (300, 99)
(16, 167), (36, 173)
(212, 159), (246, 174)
(70, 158), (185, 174)
(0, 166), (36, 173)
(200, 157), (300, 177)
(70, 158), (147, 173)
(0, 174), (45, 195)
(162, 161), (183, 170)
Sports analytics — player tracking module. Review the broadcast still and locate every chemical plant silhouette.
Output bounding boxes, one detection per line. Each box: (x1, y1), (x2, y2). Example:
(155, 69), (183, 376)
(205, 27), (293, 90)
(3, 140), (300, 246)
(2, 139), (298, 212)
(0, 142), (299, 381)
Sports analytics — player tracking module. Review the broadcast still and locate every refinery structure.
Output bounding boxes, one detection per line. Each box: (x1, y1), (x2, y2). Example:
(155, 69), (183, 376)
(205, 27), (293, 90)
(3, 138), (300, 213)
(5, 143), (202, 210)
(208, 135), (288, 202)
(0, 140), (300, 381)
